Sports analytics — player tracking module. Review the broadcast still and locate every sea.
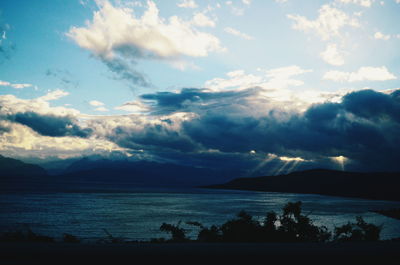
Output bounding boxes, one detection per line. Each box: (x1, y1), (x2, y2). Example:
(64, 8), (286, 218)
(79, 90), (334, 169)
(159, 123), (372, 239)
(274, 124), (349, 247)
(1, 188), (400, 242)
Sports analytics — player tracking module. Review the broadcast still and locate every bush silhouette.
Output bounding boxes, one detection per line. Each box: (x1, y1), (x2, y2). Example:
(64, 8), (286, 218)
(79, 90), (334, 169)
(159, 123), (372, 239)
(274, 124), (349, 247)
(334, 216), (381, 242)
(160, 201), (380, 243)
(160, 221), (188, 242)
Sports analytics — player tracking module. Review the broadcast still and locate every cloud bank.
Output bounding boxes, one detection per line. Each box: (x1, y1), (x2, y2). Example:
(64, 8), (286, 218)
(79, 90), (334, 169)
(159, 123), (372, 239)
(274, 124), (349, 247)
(67, 0), (223, 87)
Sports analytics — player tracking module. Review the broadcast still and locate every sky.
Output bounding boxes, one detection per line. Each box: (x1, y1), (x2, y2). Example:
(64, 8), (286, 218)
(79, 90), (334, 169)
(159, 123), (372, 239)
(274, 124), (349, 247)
(1, 0), (400, 175)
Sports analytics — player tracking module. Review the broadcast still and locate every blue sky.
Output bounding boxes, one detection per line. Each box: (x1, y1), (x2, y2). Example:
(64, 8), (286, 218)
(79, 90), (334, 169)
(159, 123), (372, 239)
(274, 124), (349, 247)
(1, 0), (400, 174)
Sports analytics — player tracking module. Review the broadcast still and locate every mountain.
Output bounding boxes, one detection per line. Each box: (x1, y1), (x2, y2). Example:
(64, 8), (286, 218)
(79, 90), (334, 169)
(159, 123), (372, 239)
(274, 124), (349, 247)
(0, 155), (241, 192)
(205, 169), (400, 201)
(57, 158), (239, 188)
(0, 155), (48, 179)
(0, 155), (49, 191)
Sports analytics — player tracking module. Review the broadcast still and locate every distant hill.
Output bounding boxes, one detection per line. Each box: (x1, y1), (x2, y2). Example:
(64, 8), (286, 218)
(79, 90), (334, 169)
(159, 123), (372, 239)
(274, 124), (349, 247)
(0, 155), (49, 191)
(0, 155), (240, 192)
(205, 169), (400, 201)
(0, 155), (48, 179)
(57, 158), (238, 188)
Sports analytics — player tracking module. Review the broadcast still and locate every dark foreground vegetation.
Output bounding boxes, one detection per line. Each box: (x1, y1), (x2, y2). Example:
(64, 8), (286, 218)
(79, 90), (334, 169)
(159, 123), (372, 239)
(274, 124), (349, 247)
(1, 202), (399, 265)
(156, 201), (381, 243)
(0, 202), (382, 245)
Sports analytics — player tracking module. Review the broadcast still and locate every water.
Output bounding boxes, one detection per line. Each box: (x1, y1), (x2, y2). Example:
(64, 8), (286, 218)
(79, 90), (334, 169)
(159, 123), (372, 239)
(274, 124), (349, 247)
(1, 188), (400, 241)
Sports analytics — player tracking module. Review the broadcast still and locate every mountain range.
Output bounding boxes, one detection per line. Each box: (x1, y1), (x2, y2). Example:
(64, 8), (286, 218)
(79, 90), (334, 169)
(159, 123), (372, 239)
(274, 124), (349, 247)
(1, 155), (399, 201)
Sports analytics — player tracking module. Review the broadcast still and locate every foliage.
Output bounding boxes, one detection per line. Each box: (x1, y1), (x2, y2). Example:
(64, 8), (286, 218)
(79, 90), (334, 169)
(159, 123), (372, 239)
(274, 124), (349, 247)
(160, 201), (381, 243)
(159, 221), (188, 242)
(334, 216), (382, 242)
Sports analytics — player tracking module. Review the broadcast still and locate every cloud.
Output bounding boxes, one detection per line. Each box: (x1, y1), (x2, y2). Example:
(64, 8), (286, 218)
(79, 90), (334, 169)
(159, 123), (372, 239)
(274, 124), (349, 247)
(0, 91), (75, 117)
(0, 91), (127, 159)
(192, 13), (216, 27)
(287, 4), (360, 40)
(224, 27), (254, 40)
(374, 31), (391, 40)
(320, 43), (345, 66)
(0, 120), (125, 160)
(67, 0), (223, 87)
(140, 87), (258, 114)
(89, 100), (104, 107)
(94, 107), (109, 112)
(0, 89), (87, 138)
(115, 100), (150, 113)
(225, 1), (245, 16)
(2, 87), (400, 172)
(205, 66), (312, 91)
(177, 0), (198, 8)
(38, 89), (69, 101)
(45, 69), (79, 88)
(323, 66), (397, 82)
(8, 112), (92, 138)
(336, 0), (373, 7)
(89, 100), (108, 111)
(0, 80), (32, 89)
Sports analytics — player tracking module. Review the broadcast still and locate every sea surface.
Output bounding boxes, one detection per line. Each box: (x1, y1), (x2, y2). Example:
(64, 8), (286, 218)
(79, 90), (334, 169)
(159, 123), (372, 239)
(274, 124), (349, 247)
(1, 188), (400, 241)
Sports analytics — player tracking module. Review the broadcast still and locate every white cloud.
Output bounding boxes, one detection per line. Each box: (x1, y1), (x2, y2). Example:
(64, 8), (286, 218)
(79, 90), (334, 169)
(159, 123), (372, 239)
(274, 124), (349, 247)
(224, 27), (254, 40)
(264, 65), (312, 79)
(205, 70), (263, 90)
(374, 31), (391, 40)
(67, 1), (223, 59)
(320, 43), (345, 66)
(205, 65), (312, 91)
(275, 0), (288, 3)
(0, 91), (75, 118)
(192, 13), (216, 27)
(94, 107), (109, 112)
(242, 0), (252, 5)
(0, 80), (32, 89)
(38, 90), (69, 101)
(67, 1), (224, 86)
(336, 0), (374, 7)
(225, 1), (245, 16)
(0, 121), (126, 160)
(287, 4), (360, 40)
(89, 100), (105, 107)
(177, 0), (198, 8)
(323, 66), (397, 82)
(115, 100), (150, 113)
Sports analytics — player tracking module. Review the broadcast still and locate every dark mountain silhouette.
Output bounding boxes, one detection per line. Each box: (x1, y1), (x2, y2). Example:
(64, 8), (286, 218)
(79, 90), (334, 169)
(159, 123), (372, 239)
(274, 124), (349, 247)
(205, 169), (400, 201)
(57, 158), (238, 188)
(0, 155), (50, 191)
(0, 156), (240, 192)
(0, 155), (48, 180)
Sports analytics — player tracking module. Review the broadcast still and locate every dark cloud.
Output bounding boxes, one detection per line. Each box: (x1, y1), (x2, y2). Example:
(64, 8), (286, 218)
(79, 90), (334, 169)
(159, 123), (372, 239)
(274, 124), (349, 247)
(6, 87), (397, 174)
(108, 88), (400, 173)
(45, 69), (79, 88)
(110, 121), (198, 153)
(101, 56), (152, 88)
(9, 112), (92, 138)
(140, 87), (259, 114)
